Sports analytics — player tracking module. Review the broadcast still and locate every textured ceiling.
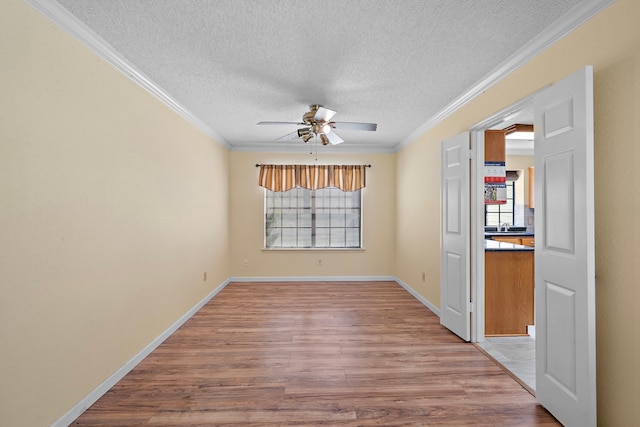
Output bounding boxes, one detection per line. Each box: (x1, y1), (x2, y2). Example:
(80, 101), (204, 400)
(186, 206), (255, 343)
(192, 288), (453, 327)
(49, 0), (589, 152)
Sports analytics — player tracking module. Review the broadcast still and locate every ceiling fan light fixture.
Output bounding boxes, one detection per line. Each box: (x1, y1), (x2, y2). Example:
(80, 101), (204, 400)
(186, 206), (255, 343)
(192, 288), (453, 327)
(313, 123), (331, 135)
(297, 128), (313, 143)
(320, 134), (330, 145)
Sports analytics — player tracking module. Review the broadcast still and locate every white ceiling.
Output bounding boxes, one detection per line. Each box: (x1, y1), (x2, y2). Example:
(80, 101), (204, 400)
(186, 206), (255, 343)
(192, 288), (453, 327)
(34, 0), (602, 153)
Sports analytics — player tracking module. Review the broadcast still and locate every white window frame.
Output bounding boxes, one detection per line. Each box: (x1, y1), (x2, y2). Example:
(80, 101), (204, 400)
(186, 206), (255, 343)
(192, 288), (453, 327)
(264, 187), (362, 249)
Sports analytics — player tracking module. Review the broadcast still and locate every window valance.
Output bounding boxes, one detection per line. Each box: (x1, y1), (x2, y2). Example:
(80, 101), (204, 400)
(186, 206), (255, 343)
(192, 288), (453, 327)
(257, 164), (367, 192)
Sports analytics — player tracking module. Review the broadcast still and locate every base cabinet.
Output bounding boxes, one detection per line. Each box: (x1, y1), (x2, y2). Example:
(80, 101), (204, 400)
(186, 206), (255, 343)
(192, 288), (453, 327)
(485, 250), (534, 335)
(492, 236), (523, 245)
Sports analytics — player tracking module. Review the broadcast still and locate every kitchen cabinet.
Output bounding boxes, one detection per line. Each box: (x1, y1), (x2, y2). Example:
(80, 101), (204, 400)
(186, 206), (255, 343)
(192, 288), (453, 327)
(521, 237), (535, 247)
(485, 130), (506, 162)
(528, 166), (535, 208)
(492, 236), (535, 246)
(485, 250), (534, 335)
(492, 236), (523, 245)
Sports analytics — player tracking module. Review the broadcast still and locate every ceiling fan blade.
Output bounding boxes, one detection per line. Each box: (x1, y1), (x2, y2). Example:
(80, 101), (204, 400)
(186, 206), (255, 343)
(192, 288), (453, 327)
(325, 131), (344, 145)
(330, 122), (377, 131)
(257, 121), (304, 126)
(275, 130), (302, 141)
(314, 107), (337, 123)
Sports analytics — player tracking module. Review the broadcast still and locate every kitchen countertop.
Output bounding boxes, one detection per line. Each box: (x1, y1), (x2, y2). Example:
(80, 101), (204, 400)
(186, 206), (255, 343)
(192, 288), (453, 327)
(484, 231), (534, 237)
(484, 239), (534, 252)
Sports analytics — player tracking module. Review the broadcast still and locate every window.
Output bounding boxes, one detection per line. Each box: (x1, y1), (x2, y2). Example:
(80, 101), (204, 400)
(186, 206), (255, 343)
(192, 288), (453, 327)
(265, 187), (361, 248)
(485, 180), (515, 226)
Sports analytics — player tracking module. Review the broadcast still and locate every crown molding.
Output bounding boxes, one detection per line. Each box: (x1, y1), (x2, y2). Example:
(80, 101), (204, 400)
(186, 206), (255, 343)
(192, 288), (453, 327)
(24, 0), (231, 150)
(396, 0), (616, 151)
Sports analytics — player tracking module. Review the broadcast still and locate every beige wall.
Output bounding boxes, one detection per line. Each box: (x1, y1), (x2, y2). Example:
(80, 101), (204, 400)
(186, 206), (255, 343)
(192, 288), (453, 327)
(395, 134), (442, 304)
(395, 0), (640, 424)
(0, 1), (230, 425)
(229, 151), (395, 278)
(593, 47), (640, 426)
(506, 155), (534, 208)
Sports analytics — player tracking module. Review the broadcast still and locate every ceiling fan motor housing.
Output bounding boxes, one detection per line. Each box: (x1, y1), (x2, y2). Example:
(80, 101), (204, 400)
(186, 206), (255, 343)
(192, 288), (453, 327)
(302, 105), (322, 125)
(302, 111), (315, 124)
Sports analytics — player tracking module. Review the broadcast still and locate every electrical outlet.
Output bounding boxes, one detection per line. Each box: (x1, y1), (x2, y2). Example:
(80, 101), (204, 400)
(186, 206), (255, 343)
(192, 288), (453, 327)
(204, 272), (207, 281)
(243, 259), (249, 267)
(422, 272), (426, 282)
(317, 258), (323, 265)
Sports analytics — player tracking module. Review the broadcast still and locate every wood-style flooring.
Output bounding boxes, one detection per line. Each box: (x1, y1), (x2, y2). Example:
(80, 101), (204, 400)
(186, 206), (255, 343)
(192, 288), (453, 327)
(72, 281), (559, 426)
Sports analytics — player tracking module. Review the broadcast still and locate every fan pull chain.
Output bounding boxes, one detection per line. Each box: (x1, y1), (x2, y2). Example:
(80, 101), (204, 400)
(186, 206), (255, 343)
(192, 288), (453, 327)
(314, 135), (319, 161)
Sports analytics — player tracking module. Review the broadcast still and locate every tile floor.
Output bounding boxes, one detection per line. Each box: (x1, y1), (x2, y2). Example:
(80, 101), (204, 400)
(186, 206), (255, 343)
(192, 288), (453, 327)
(477, 336), (536, 392)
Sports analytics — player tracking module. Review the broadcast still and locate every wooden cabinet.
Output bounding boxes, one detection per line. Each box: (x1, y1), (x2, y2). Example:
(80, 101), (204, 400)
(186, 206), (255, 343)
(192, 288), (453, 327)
(528, 166), (535, 208)
(485, 130), (506, 162)
(489, 235), (535, 246)
(485, 250), (534, 335)
(521, 237), (535, 247)
(492, 236), (523, 245)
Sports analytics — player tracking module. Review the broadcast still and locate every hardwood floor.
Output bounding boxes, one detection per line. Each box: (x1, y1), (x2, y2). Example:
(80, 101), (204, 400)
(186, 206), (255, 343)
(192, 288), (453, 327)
(72, 281), (559, 426)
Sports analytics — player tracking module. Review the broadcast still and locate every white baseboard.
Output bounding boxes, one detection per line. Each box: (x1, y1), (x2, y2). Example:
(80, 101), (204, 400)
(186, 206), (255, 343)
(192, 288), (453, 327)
(394, 277), (440, 317)
(52, 279), (230, 427)
(229, 275), (396, 282)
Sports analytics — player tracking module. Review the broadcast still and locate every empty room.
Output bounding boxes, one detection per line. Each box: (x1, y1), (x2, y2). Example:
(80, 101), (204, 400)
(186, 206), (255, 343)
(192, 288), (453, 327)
(2, 1), (639, 426)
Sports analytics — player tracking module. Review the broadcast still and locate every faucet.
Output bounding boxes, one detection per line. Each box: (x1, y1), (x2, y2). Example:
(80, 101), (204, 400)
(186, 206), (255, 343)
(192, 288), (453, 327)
(500, 223), (509, 232)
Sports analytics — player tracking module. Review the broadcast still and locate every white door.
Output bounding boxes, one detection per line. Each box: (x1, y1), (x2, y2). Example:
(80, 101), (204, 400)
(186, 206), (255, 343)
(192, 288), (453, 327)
(534, 66), (596, 427)
(440, 132), (470, 341)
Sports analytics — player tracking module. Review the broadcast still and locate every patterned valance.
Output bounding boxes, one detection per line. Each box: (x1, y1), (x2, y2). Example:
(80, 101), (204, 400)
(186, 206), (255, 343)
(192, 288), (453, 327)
(258, 164), (367, 192)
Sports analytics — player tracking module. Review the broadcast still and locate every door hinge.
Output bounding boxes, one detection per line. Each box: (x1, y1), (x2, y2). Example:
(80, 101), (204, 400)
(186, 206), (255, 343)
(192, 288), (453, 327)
(467, 301), (473, 313)
(468, 149), (474, 160)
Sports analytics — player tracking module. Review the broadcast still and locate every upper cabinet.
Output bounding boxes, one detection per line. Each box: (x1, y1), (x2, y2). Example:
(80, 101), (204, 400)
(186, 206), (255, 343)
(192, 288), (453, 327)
(485, 130), (506, 162)
(528, 166), (535, 209)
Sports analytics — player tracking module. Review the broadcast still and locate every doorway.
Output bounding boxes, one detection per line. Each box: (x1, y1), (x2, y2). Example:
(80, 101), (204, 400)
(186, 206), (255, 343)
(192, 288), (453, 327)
(470, 99), (536, 393)
(443, 66), (596, 426)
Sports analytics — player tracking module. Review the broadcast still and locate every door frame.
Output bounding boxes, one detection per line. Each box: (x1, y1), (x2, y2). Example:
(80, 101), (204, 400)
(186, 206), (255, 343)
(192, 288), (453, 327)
(469, 94), (542, 343)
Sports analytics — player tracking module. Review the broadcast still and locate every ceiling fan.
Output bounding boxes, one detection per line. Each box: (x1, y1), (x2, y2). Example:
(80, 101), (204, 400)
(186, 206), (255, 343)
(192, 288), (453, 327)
(257, 105), (377, 145)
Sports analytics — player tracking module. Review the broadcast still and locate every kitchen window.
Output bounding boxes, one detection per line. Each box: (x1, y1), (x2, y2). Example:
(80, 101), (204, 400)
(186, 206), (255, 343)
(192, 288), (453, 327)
(485, 181), (515, 226)
(264, 187), (362, 249)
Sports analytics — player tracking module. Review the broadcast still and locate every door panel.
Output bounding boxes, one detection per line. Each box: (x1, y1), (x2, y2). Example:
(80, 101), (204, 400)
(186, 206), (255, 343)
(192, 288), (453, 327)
(440, 132), (470, 341)
(445, 252), (462, 314)
(544, 151), (575, 252)
(534, 66), (596, 427)
(446, 175), (462, 234)
(545, 282), (577, 395)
